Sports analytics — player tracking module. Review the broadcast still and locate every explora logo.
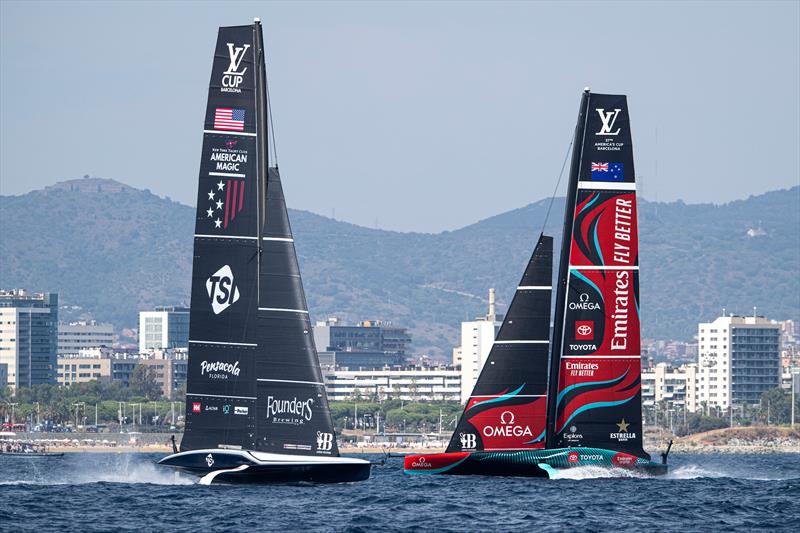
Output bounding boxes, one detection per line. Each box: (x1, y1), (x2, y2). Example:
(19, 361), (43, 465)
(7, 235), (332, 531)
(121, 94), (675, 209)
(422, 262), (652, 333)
(206, 265), (240, 315)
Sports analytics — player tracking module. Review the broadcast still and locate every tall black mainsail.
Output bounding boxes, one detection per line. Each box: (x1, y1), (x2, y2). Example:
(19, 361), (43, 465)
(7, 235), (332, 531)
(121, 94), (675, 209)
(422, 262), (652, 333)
(445, 235), (552, 453)
(179, 22), (339, 460)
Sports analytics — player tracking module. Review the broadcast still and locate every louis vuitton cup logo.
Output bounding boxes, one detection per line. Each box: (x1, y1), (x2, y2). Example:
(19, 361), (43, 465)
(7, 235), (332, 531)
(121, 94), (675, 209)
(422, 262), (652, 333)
(596, 108), (622, 136)
(206, 265), (240, 315)
(221, 43), (250, 92)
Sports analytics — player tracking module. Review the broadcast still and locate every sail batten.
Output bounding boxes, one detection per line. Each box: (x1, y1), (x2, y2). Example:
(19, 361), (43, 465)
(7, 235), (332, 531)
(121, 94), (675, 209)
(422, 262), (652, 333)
(446, 235), (553, 454)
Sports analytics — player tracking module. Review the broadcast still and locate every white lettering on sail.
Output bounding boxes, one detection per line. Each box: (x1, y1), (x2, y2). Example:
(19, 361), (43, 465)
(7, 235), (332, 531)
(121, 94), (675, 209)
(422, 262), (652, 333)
(266, 396), (314, 424)
(611, 270), (630, 351)
(200, 360), (241, 379)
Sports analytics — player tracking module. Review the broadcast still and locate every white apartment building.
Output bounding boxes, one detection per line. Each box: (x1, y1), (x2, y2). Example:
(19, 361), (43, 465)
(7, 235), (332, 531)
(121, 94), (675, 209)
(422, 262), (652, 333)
(324, 367), (461, 402)
(58, 321), (114, 356)
(641, 362), (698, 412)
(138, 306), (190, 353)
(456, 289), (501, 404)
(697, 315), (781, 412)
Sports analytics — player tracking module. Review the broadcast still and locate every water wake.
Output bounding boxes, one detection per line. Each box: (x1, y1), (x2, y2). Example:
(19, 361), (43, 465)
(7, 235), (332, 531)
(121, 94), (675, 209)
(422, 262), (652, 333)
(548, 465), (649, 480)
(0, 453), (193, 486)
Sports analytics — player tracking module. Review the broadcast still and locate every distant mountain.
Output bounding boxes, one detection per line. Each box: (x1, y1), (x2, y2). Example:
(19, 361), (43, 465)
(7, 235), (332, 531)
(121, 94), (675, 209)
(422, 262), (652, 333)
(1, 177), (798, 358)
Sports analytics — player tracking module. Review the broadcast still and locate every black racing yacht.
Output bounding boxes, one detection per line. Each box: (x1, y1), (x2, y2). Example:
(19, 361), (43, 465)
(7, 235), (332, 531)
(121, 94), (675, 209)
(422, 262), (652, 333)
(158, 19), (370, 484)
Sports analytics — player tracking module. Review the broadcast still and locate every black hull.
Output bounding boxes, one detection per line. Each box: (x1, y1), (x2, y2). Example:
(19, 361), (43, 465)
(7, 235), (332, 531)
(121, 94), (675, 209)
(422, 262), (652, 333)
(159, 449), (371, 484)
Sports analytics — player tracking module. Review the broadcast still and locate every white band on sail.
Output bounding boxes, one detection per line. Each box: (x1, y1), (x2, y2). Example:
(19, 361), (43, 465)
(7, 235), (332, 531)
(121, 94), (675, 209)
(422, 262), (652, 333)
(562, 355), (642, 359)
(204, 130), (257, 137)
(262, 237), (294, 242)
(187, 393), (257, 400)
(209, 172), (246, 178)
(493, 340), (549, 344)
(577, 181), (636, 191)
(189, 340), (257, 347)
(517, 286), (551, 290)
(257, 378), (324, 386)
(470, 394), (547, 398)
(569, 265), (639, 270)
(257, 307), (308, 313)
(194, 234), (258, 240)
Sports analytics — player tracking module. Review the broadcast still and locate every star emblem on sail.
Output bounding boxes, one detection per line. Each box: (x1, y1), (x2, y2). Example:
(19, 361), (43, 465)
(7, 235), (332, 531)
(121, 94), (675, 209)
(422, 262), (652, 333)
(206, 179), (245, 230)
(616, 419), (630, 433)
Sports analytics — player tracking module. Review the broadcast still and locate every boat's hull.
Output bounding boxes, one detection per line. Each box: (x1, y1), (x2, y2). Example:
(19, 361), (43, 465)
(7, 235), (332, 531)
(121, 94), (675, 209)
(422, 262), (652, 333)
(403, 447), (667, 478)
(158, 449), (371, 484)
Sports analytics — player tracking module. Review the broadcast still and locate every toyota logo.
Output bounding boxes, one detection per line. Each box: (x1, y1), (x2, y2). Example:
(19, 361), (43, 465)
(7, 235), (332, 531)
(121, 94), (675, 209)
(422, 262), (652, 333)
(577, 324), (592, 336)
(500, 411), (515, 425)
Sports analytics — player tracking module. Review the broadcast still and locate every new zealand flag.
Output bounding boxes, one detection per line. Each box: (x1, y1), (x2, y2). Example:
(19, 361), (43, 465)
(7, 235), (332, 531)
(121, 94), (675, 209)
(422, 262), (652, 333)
(591, 162), (624, 181)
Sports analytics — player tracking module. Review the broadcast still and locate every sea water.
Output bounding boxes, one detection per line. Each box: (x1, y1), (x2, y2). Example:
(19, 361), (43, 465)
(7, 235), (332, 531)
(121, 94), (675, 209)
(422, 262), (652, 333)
(0, 453), (797, 532)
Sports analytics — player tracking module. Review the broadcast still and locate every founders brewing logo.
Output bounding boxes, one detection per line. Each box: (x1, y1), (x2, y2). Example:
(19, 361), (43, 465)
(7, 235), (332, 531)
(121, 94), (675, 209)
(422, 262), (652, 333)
(206, 265), (240, 315)
(221, 43), (250, 93)
(316, 431), (334, 452)
(266, 396), (314, 425)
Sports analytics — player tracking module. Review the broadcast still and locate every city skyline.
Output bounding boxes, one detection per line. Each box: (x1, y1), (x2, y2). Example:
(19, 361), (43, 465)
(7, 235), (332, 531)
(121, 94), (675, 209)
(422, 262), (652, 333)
(2, 1), (798, 232)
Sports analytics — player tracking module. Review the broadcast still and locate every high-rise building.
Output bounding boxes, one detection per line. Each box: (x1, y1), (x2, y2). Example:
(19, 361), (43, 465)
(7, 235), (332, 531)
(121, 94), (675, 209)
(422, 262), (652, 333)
(138, 306), (189, 353)
(313, 317), (412, 370)
(58, 321), (115, 356)
(0, 289), (59, 387)
(57, 355), (112, 386)
(697, 315), (781, 412)
(456, 289), (502, 404)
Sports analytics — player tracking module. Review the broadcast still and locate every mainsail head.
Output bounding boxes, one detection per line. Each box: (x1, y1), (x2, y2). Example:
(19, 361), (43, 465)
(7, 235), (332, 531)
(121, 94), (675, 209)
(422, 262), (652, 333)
(181, 22), (339, 458)
(446, 234), (553, 453)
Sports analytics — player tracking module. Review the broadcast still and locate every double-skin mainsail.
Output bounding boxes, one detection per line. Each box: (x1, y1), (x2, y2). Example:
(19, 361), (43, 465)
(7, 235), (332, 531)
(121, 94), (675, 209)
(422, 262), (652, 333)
(160, 22), (370, 483)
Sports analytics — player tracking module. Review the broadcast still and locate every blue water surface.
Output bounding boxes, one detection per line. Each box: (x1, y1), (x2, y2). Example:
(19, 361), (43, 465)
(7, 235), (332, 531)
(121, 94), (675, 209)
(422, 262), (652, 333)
(0, 452), (798, 532)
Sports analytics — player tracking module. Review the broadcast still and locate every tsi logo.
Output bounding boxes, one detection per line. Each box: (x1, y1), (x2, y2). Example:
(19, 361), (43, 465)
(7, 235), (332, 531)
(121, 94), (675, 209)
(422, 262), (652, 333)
(460, 433), (477, 449)
(595, 108), (622, 136)
(206, 265), (240, 315)
(221, 43), (250, 92)
(316, 431), (334, 452)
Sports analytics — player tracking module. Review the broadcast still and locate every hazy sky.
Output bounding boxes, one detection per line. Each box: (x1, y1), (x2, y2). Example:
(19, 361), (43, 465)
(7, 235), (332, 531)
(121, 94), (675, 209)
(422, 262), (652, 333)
(1, 1), (798, 232)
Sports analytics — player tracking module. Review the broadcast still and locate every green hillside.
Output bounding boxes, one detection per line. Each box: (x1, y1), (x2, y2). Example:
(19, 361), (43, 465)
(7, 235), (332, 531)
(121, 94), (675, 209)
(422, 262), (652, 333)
(1, 177), (797, 358)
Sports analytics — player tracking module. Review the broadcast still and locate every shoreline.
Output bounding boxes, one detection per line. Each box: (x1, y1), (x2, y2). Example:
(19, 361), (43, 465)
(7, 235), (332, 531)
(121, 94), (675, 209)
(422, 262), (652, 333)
(38, 444), (799, 454)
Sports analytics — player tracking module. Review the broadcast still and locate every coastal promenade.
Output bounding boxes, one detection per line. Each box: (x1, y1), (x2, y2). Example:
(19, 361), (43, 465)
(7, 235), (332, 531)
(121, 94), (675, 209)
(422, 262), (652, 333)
(8, 427), (798, 454)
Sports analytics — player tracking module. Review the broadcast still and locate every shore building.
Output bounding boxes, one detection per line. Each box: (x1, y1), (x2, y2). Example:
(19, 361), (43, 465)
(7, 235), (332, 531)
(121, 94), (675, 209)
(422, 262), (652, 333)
(138, 306), (189, 353)
(697, 315), (781, 412)
(58, 321), (114, 356)
(456, 289), (501, 404)
(0, 289), (58, 387)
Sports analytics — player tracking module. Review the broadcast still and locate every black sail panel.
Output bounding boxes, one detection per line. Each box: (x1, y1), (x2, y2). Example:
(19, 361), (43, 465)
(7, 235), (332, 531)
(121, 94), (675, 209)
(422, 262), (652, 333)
(182, 24), (260, 452)
(550, 92), (647, 459)
(446, 235), (552, 453)
(255, 168), (340, 457)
